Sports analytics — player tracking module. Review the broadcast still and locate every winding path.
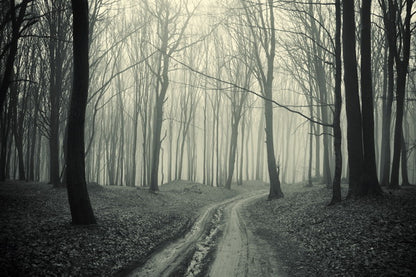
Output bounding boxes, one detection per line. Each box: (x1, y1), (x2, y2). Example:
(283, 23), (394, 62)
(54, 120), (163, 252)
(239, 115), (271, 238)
(126, 189), (281, 277)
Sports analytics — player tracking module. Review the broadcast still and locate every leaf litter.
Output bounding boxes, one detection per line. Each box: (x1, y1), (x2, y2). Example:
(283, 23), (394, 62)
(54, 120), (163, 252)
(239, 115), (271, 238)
(0, 180), (240, 276)
(244, 183), (416, 276)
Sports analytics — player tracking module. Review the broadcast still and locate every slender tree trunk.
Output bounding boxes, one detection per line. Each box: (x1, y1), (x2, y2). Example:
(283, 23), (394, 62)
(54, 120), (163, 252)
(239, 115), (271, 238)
(255, 114), (264, 181)
(390, 66), (407, 188)
(330, 0), (342, 205)
(225, 118), (240, 189)
(379, 38), (392, 186)
(238, 116), (245, 185)
(203, 97), (207, 184)
(314, 123), (321, 179)
(401, 132), (410, 186)
(390, 1), (412, 189)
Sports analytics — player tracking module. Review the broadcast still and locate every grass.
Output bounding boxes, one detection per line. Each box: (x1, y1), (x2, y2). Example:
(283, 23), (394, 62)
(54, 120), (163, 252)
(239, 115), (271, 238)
(0, 180), (248, 276)
(244, 182), (416, 276)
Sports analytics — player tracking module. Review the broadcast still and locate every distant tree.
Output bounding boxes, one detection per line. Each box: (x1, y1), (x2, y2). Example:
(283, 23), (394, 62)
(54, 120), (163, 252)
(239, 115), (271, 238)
(0, 0), (34, 181)
(241, 0), (284, 199)
(66, 0), (96, 225)
(143, 0), (195, 192)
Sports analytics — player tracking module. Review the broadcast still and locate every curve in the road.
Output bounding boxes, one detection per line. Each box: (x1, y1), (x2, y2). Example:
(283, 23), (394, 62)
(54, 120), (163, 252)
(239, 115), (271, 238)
(126, 189), (278, 277)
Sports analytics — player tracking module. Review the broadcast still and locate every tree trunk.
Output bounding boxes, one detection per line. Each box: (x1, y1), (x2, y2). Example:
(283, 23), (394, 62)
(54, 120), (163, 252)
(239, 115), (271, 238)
(330, 0), (342, 205)
(343, 0), (365, 198)
(401, 132), (410, 186)
(255, 113), (264, 181)
(150, 82), (167, 192)
(265, 99), (284, 199)
(390, 1), (412, 189)
(380, 39), (393, 186)
(360, 0), (382, 195)
(66, 0), (96, 225)
(390, 66), (407, 188)
(225, 118), (239, 189)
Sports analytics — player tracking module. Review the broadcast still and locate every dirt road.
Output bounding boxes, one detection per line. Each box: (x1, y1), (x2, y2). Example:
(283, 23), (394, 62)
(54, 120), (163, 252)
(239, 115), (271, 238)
(126, 189), (281, 277)
(209, 191), (281, 277)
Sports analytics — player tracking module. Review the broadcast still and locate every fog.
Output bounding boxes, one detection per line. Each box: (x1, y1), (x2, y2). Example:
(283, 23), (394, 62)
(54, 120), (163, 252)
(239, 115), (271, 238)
(1, 0), (415, 189)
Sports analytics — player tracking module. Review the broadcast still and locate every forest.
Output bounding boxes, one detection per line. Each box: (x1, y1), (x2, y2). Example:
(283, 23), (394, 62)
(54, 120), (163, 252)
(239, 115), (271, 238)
(1, 0), (416, 276)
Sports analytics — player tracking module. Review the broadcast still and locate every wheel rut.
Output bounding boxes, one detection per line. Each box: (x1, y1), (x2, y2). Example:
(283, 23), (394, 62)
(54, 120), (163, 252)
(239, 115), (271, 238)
(126, 189), (278, 277)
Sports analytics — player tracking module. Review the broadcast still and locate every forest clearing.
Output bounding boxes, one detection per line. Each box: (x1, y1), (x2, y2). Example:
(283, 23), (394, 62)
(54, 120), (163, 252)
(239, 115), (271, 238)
(1, 0), (416, 275)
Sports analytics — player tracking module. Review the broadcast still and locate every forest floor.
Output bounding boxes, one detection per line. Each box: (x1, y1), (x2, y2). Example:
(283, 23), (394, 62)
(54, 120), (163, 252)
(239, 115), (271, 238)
(0, 180), (262, 276)
(244, 182), (416, 276)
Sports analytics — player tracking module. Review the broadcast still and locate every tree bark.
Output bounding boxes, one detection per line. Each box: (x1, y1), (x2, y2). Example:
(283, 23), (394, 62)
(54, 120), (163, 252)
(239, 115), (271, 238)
(66, 0), (96, 225)
(343, 0), (364, 198)
(360, 0), (382, 195)
(225, 115), (240, 189)
(380, 38), (393, 186)
(401, 132), (410, 186)
(330, 0), (342, 205)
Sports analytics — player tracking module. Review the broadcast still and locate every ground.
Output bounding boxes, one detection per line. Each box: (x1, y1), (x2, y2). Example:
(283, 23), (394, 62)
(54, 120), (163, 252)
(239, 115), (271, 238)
(2, 180), (416, 276)
(244, 182), (416, 276)
(0, 180), (242, 276)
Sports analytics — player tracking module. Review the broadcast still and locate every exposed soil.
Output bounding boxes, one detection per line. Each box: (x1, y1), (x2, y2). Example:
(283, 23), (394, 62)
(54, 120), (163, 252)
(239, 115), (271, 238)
(208, 190), (281, 277)
(125, 188), (269, 277)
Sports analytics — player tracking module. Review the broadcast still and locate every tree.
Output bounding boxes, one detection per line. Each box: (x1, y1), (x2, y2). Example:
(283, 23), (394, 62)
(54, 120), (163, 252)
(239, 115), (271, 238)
(224, 57), (250, 189)
(241, 0), (284, 199)
(360, 0), (382, 194)
(330, 0), (342, 205)
(343, 0), (382, 197)
(389, 0), (414, 188)
(0, 0), (34, 181)
(66, 0), (96, 225)
(343, 0), (365, 197)
(144, 0), (195, 192)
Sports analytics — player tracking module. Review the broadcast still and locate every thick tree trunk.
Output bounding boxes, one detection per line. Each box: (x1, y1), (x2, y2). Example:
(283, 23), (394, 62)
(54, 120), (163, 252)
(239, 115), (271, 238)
(343, 0), (365, 198)
(66, 0), (96, 225)
(360, 0), (382, 195)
